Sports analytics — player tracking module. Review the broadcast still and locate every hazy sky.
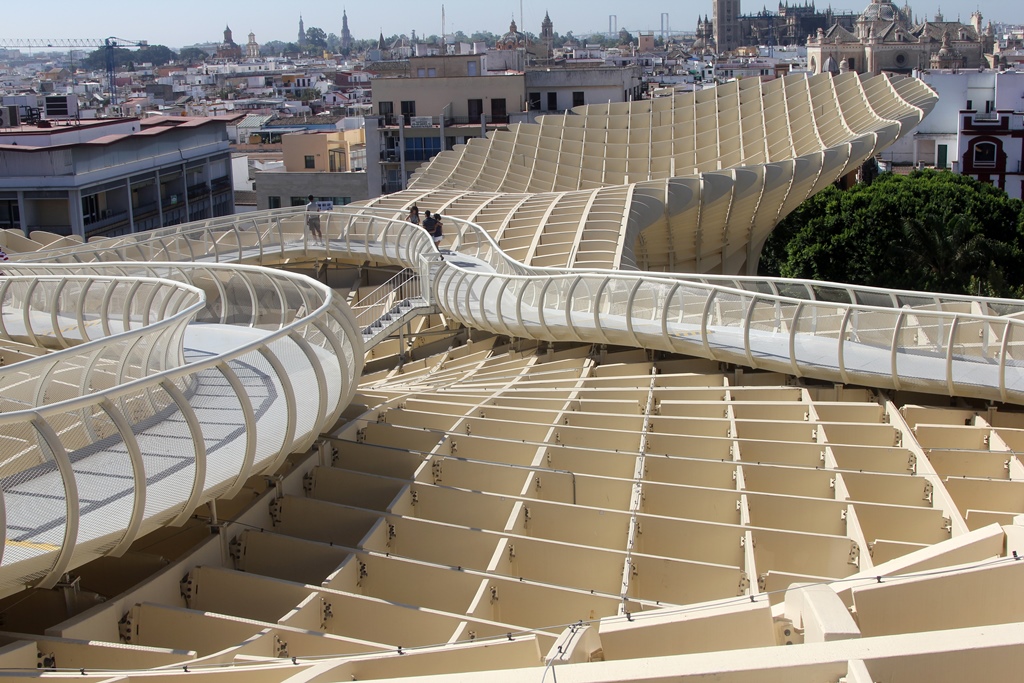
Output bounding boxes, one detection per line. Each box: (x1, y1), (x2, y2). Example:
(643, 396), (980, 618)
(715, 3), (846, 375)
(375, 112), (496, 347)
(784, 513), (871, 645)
(1, 0), (1017, 49)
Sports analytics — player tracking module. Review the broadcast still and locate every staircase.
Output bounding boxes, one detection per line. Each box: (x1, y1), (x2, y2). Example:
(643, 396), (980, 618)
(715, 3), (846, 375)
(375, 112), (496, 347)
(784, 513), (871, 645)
(354, 267), (438, 346)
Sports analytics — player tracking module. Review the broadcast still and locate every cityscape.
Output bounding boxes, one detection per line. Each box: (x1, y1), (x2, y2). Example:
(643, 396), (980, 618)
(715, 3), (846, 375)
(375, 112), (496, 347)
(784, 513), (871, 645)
(1, 1), (1024, 682)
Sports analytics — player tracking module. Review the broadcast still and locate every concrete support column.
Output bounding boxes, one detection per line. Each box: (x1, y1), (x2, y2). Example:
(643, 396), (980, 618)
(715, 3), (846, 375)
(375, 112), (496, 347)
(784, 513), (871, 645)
(398, 119), (407, 190)
(16, 191), (27, 236)
(126, 178), (136, 233)
(68, 189), (84, 239)
(156, 171), (165, 227)
(181, 162), (190, 220)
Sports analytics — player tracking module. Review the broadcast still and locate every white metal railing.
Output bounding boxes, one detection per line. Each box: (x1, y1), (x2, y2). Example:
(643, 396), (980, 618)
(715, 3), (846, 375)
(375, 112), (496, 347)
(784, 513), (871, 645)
(352, 268), (427, 333)
(19, 206), (436, 269)
(23, 203), (1024, 406)
(0, 261), (363, 597)
(423, 213), (1024, 405)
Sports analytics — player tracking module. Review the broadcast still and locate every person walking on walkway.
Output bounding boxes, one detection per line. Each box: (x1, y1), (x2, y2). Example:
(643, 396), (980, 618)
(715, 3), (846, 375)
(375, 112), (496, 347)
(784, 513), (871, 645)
(432, 213), (445, 256)
(305, 195), (324, 244)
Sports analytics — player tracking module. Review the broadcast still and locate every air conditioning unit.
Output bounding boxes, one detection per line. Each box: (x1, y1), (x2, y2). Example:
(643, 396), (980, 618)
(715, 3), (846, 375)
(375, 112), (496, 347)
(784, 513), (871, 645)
(0, 105), (18, 128)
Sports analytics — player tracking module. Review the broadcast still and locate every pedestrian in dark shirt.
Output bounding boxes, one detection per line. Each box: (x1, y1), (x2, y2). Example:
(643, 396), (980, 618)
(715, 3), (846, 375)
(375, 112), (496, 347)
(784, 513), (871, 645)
(432, 213), (444, 248)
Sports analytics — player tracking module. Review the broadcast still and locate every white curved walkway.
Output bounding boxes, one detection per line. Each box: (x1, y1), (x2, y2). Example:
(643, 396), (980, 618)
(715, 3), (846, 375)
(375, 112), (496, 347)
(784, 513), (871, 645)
(6, 206), (1024, 598)
(0, 264), (363, 597)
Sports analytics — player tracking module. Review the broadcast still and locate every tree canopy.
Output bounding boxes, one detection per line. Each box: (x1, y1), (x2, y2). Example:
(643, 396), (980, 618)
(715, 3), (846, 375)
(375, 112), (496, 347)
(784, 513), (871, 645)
(177, 47), (209, 64)
(305, 27), (328, 50)
(758, 170), (1024, 298)
(81, 44), (177, 69)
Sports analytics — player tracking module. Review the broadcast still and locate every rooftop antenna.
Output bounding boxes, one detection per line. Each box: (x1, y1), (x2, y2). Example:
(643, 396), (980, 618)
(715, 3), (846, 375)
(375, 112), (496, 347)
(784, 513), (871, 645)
(442, 4), (446, 51)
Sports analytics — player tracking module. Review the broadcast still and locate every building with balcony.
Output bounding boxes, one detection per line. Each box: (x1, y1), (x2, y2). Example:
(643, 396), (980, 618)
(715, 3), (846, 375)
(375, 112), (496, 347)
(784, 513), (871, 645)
(525, 64), (642, 113)
(878, 68), (1024, 178)
(370, 55), (642, 196)
(0, 115), (238, 239)
(370, 56), (525, 195)
(254, 127), (367, 209)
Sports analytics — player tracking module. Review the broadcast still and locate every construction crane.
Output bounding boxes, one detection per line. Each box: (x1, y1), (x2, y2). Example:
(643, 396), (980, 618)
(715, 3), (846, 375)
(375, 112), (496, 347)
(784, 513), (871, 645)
(0, 37), (148, 105)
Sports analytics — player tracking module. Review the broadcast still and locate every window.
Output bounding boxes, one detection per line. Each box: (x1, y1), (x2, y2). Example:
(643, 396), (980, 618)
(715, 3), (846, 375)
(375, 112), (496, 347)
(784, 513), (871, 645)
(491, 98), (507, 123)
(973, 141), (997, 167)
(468, 98), (483, 122)
(547, 92), (558, 111)
(467, 61), (478, 76)
(379, 100), (395, 125)
(404, 136), (441, 161)
(966, 100), (973, 110)
(81, 194), (100, 224)
(847, 58), (855, 71)
(0, 200), (20, 229)
(427, 68), (436, 77)
(572, 91), (585, 107)
(268, 196), (281, 209)
(417, 68), (426, 77)
(290, 197), (308, 207)
(304, 155), (315, 169)
(401, 100), (416, 124)
(528, 92), (541, 110)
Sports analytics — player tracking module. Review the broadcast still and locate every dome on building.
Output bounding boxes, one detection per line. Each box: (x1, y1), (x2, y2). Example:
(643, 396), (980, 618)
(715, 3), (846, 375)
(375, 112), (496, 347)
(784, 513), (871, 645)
(497, 17), (528, 49)
(858, 0), (907, 23)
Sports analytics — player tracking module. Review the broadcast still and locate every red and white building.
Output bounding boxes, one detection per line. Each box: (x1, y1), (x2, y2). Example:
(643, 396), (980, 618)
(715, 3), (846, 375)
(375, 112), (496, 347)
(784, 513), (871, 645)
(957, 107), (1024, 199)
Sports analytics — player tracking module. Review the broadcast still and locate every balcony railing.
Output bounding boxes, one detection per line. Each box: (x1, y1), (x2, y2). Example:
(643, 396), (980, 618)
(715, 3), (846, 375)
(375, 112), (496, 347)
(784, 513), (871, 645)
(444, 115), (509, 126)
(187, 182), (210, 200)
(377, 114), (512, 128)
(83, 210), (130, 231)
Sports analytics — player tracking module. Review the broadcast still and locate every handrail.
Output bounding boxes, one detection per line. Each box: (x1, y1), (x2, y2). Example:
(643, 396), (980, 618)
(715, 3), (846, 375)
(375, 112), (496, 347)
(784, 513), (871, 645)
(0, 261), (364, 597)
(18, 202), (1024, 407)
(352, 268), (424, 331)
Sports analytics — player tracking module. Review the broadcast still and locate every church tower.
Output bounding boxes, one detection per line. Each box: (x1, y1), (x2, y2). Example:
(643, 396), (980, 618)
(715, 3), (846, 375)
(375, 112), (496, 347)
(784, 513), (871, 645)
(713, 0), (742, 52)
(540, 11), (554, 58)
(298, 15), (305, 46)
(341, 10), (353, 53)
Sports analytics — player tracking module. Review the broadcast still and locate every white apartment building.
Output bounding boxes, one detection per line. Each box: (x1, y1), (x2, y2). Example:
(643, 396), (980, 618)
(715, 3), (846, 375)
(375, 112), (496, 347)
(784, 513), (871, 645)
(881, 69), (1024, 196)
(0, 115), (238, 238)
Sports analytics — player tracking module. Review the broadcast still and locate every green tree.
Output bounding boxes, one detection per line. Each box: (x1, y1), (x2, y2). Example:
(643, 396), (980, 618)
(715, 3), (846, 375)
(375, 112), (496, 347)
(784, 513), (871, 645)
(80, 44), (176, 69)
(306, 27), (328, 50)
(178, 47), (209, 64)
(619, 29), (636, 45)
(759, 170), (1024, 297)
(137, 44), (176, 66)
